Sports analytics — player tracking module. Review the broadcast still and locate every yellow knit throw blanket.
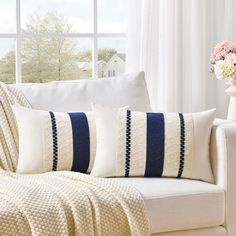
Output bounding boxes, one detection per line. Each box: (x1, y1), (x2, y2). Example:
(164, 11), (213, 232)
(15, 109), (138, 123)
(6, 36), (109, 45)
(0, 83), (150, 236)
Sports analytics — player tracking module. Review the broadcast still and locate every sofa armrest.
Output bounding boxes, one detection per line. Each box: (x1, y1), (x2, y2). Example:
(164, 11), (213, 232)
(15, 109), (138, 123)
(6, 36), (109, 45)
(210, 120), (236, 236)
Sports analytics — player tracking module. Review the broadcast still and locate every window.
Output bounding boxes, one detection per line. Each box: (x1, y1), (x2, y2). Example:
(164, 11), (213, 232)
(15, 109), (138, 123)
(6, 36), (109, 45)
(0, 0), (128, 84)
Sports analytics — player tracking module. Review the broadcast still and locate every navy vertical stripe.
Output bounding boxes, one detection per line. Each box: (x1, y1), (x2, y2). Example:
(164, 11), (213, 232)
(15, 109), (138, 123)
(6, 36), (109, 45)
(49, 112), (58, 171)
(68, 112), (90, 173)
(177, 113), (185, 178)
(145, 113), (165, 177)
(125, 110), (131, 177)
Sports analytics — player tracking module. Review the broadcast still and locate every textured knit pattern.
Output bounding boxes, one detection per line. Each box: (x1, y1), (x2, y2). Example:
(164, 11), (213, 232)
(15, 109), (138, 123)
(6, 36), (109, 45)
(0, 83), (150, 236)
(0, 170), (150, 236)
(129, 111), (147, 176)
(52, 112), (73, 171)
(116, 113), (127, 176)
(0, 83), (31, 172)
(162, 113), (180, 177)
(182, 114), (193, 178)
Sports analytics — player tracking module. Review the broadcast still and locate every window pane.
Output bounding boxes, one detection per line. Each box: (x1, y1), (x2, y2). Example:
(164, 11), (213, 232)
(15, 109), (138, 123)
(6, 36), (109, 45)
(98, 38), (126, 78)
(0, 39), (15, 84)
(0, 1), (16, 33)
(98, 0), (128, 33)
(22, 38), (92, 83)
(21, 0), (93, 33)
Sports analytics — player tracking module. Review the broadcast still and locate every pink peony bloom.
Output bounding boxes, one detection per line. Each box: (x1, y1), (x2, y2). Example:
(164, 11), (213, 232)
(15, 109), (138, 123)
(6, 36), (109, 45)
(211, 41), (236, 64)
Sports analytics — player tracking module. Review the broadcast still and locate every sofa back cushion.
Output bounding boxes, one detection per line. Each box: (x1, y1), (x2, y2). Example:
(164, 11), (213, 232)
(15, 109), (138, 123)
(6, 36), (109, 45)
(12, 72), (151, 112)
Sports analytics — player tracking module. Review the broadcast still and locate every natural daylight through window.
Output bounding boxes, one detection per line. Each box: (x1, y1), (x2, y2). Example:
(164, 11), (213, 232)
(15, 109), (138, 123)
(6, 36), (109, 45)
(0, 0), (128, 83)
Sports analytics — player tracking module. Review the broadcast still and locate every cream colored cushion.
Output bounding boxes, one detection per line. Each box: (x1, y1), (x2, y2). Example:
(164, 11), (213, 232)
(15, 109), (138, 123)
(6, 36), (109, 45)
(152, 227), (226, 236)
(12, 71), (151, 112)
(13, 106), (96, 174)
(117, 178), (225, 234)
(91, 105), (216, 182)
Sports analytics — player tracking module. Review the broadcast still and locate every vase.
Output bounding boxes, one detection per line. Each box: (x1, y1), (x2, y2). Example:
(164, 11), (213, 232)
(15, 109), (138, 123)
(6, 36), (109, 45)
(226, 85), (236, 121)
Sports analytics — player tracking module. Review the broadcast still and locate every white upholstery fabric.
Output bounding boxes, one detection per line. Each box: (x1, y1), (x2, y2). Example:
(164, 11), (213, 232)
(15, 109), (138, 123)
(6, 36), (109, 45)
(152, 226), (226, 236)
(117, 178), (225, 234)
(12, 72), (151, 112)
(210, 121), (236, 236)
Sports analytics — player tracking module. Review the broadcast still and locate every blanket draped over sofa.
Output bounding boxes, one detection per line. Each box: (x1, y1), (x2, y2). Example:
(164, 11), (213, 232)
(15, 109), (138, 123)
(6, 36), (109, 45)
(0, 83), (150, 236)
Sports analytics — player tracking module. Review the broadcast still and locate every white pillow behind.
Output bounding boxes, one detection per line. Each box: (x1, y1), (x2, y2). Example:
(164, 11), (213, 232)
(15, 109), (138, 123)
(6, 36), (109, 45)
(12, 71), (151, 112)
(91, 105), (216, 183)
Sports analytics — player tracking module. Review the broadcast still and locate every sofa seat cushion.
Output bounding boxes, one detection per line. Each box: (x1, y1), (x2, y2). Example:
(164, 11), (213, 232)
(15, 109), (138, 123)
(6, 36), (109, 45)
(116, 178), (225, 234)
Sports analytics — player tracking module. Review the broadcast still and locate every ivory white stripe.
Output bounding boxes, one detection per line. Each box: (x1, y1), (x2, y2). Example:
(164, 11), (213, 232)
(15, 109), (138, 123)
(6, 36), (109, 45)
(129, 111), (147, 176)
(162, 113), (180, 177)
(116, 110), (127, 176)
(182, 114), (194, 178)
(86, 112), (96, 173)
(54, 112), (73, 171)
(43, 113), (54, 171)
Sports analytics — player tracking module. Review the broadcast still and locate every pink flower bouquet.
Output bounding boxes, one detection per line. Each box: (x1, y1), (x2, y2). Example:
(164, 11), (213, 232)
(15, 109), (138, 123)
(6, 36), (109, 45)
(211, 41), (236, 85)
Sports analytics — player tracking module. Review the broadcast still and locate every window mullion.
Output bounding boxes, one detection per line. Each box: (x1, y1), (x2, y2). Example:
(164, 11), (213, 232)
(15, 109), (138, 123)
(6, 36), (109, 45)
(15, 0), (22, 84)
(92, 0), (98, 79)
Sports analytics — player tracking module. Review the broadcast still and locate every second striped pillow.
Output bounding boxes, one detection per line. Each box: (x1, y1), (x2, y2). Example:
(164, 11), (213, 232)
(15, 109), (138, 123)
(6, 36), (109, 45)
(91, 105), (216, 183)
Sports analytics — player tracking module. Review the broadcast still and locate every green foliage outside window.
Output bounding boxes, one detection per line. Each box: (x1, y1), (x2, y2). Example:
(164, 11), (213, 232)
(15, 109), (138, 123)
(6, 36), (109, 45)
(0, 12), (116, 84)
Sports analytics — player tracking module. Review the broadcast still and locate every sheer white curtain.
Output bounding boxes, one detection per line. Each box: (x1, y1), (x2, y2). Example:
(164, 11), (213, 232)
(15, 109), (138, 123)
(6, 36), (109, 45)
(126, 0), (235, 118)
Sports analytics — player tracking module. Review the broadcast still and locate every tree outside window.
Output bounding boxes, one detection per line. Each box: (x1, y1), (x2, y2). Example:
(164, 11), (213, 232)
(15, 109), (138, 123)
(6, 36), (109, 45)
(0, 0), (127, 83)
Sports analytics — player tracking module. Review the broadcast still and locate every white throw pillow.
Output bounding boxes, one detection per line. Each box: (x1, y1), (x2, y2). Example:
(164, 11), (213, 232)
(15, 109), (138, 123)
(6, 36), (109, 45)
(12, 71), (151, 112)
(91, 105), (216, 183)
(13, 106), (96, 174)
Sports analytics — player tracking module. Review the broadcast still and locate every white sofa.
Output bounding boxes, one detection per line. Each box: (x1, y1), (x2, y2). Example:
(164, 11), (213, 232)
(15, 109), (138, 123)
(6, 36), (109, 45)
(119, 119), (235, 236)
(13, 77), (236, 236)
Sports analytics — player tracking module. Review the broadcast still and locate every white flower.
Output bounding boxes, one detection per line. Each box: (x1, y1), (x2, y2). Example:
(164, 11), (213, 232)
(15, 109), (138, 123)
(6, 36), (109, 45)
(214, 54), (236, 85)
(214, 61), (225, 80)
(225, 52), (236, 61)
(212, 51), (236, 85)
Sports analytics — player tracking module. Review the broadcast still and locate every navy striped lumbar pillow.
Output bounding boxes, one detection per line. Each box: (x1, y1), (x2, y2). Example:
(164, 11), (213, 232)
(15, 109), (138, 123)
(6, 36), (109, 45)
(91, 105), (216, 183)
(13, 106), (96, 174)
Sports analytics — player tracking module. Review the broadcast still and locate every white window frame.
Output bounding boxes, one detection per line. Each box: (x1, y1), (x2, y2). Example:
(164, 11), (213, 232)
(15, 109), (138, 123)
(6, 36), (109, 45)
(0, 0), (126, 83)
